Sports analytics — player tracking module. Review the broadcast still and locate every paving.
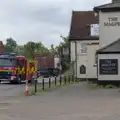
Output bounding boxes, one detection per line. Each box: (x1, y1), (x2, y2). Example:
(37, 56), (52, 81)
(0, 82), (120, 119)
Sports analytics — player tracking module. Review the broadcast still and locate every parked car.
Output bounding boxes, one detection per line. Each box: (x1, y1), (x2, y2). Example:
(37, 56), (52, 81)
(37, 68), (60, 78)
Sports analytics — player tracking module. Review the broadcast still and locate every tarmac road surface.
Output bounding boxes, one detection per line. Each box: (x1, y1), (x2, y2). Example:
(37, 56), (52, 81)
(1, 82), (120, 120)
(0, 83), (25, 99)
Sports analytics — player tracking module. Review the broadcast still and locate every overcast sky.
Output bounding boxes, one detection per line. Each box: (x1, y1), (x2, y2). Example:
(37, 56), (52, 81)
(0, 0), (111, 48)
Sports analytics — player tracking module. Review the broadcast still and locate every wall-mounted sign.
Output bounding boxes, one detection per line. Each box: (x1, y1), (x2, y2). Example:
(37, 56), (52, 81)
(80, 65), (86, 74)
(90, 24), (99, 36)
(99, 59), (118, 75)
(104, 17), (120, 26)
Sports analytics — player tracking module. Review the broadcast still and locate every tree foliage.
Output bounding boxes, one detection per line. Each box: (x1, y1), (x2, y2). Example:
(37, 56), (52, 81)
(50, 35), (70, 72)
(4, 38), (17, 52)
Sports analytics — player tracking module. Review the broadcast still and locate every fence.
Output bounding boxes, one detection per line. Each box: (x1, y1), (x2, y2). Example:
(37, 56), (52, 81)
(28, 74), (77, 94)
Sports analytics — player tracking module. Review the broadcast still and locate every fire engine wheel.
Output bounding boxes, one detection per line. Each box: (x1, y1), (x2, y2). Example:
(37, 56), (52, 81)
(16, 77), (21, 84)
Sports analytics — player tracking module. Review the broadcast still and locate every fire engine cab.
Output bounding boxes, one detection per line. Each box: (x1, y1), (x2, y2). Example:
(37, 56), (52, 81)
(0, 52), (37, 84)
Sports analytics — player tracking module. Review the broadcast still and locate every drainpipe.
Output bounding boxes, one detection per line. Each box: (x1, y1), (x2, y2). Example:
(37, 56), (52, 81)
(75, 41), (77, 79)
(96, 52), (98, 83)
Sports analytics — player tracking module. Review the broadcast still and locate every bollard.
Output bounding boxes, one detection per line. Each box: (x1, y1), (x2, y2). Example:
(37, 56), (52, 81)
(72, 75), (74, 83)
(34, 78), (37, 93)
(55, 76), (57, 86)
(42, 78), (44, 90)
(64, 75), (66, 84)
(75, 77), (77, 82)
(25, 80), (29, 95)
(49, 77), (51, 88)
(60, 75), (62, 86)
(68, 75), (70, 84)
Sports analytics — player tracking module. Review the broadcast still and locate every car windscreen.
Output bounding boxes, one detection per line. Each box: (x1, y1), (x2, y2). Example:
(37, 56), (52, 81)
(0, 58), (16, 67)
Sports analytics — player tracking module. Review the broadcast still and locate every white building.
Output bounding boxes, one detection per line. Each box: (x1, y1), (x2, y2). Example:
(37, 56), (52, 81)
(94, 0), (120, 83)
(69, 11), (99, 80)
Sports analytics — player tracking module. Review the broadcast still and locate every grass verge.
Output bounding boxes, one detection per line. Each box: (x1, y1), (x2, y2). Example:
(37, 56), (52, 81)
(88, 81), (118, 89)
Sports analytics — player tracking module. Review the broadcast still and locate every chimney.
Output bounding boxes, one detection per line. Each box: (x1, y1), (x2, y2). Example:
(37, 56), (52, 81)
(112, 0), (120, 3)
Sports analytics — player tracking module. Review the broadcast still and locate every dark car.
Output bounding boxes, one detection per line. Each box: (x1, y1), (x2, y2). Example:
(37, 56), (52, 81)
(37, 68), (60, 78)
(37, 68), (50, 78)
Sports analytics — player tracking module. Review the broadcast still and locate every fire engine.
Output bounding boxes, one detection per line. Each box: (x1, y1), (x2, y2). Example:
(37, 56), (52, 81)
(0, 52), (37, 84)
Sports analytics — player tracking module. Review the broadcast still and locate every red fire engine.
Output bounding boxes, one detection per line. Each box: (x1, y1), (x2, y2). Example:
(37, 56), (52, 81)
(0, 53), (37, 84)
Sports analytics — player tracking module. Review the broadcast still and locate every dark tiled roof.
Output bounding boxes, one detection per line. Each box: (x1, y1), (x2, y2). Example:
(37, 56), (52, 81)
(94, 2), (120, 12)
(69, 11), (99, 41)
(96, 38), (120, 54)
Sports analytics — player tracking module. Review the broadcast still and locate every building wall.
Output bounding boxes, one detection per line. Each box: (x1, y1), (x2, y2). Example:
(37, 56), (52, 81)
(98, 54), (120, 81)
(70, 40), (99, 79)
(70, 41), (75, 62)
(86, 44), (99, 79)
(99, 11), (120, 48)
(76, 41), (87, 78)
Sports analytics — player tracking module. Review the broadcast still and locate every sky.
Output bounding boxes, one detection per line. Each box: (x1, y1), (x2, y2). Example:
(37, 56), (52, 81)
(0, 0), (111, 48)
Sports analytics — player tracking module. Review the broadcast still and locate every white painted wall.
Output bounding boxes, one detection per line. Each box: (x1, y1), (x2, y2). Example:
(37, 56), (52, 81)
(99, 11), (120, 48)
(76, 41), (87, 78)
(76, 40), (99, 78)
(86, 44), (99, 78)
(98, 54), (120, 81)
(70, 41), (75, 62)
(70, 40), (99, 79)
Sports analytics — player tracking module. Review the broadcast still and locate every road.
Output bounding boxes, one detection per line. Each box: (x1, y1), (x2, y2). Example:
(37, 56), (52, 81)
(0, 83), (24, 98)
(0, 82), (120, 119)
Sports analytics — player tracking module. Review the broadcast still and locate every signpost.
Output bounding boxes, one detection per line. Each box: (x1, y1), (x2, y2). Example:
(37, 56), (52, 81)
(99, 59), (118, 75)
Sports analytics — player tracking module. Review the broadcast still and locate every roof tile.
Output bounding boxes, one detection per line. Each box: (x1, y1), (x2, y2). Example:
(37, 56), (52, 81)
(69, 11), (99, 41)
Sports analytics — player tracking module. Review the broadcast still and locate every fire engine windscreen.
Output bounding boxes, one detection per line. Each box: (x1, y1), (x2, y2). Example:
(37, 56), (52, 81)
(0, 58), (16, 67)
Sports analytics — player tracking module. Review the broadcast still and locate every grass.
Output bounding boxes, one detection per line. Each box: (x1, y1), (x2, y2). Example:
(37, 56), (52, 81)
(88, 81), (118, 89)
(105, 84), (117, 89)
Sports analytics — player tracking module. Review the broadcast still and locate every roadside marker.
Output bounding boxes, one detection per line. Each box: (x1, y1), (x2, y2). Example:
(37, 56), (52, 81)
(25, 80), (29, 95)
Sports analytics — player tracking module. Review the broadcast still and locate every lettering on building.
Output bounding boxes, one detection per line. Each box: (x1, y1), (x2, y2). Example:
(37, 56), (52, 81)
(104, 17), (120, 26)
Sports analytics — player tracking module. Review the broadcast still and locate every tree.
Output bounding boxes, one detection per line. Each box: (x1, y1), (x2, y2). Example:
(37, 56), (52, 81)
(14, 45), (25, 55)
(50, 44), (57, 55)
(23, 41), (49, 59)
(23, 41), (36, 59)
(4, 37), (17, 52)
(57, 35), (70, 72)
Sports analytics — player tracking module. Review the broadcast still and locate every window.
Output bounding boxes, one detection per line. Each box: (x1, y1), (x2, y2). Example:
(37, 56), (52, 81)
(80, 43), (87, 54)
(16, 59), (24, 69)
(0, 58), (16, 67)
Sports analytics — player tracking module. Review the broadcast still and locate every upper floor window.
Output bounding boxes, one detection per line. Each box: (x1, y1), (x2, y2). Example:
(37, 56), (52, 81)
(80, 43), (87, 54)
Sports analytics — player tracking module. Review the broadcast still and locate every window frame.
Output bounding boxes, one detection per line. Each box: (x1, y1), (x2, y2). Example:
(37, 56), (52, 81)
(80, 43), (87, 54)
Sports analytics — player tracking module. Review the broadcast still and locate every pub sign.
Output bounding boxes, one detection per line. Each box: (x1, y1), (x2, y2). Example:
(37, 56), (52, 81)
(99, 59), (118, 75)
